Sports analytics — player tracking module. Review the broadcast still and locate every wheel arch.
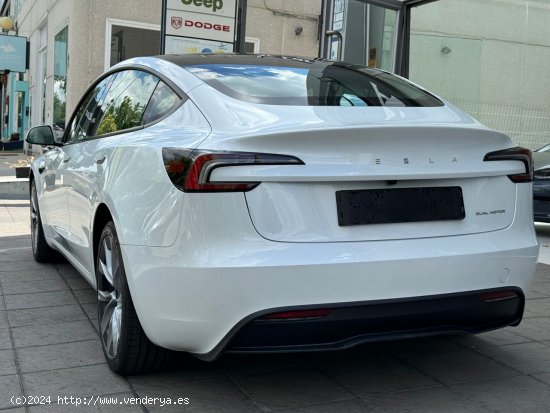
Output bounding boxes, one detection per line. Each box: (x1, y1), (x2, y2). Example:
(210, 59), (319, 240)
(92, 203), (114, 274)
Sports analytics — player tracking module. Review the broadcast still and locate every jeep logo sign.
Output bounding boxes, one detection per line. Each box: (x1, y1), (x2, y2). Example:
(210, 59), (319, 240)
(181, 0), (224, 13)
(166, 0), (236, 18)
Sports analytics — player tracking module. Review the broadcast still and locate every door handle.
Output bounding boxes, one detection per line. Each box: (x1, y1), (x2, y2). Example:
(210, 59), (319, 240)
(96, 156), (106, 165)
(62, 156), (70, 163)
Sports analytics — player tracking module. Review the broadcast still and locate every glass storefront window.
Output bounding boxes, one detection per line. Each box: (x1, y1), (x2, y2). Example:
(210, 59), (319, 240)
(328, 1), (398, 72)
(110, 25), (160, 67)
(54, 26), (68, 131)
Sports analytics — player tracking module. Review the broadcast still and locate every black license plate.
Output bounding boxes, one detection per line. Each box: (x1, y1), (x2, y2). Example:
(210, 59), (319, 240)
(336, 187), (465, 226)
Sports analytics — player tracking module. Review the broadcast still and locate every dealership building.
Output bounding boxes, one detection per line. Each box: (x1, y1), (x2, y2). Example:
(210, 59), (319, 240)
(0, 0), (549, 151)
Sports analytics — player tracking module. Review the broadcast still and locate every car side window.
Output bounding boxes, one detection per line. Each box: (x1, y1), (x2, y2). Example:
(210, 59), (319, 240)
(142, 81), (181, 125)
(95, 70), (159, 136)
(65, 76), (114, 143)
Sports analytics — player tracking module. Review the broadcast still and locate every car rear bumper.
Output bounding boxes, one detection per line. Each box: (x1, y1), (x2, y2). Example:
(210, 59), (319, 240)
(222, 288), (524, 357)
(121, 239), (537, 358)
(120, 193), (538, 358)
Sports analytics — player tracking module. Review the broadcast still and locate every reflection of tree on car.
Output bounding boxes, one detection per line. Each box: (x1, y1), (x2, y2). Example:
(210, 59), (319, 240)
(96, 96), (143, 135)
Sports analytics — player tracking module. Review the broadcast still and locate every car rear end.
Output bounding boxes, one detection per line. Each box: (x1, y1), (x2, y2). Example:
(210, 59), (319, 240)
(123, 56), (539, 358)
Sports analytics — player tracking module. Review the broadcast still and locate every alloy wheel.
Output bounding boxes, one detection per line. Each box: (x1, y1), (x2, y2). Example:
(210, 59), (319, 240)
(30, 185), (39, 252)
(97, 235), (123, 359)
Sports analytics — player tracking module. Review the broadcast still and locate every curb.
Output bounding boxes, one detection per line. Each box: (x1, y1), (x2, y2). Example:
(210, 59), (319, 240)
(0, 178), (29, 197)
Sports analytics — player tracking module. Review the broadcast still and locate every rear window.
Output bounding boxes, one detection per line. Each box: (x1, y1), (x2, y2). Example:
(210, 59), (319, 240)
(185, 63), (443, 107)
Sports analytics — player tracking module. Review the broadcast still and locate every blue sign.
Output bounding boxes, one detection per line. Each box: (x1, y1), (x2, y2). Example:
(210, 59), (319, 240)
(0, 35), (28, 72)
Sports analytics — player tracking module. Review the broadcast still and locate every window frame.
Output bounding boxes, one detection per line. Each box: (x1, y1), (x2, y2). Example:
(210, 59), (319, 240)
(104, 18), (161, 71)
(61, 65), (187, 145)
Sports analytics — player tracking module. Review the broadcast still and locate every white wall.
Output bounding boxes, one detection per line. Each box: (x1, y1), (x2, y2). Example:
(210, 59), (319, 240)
(409, 0), (550, 149)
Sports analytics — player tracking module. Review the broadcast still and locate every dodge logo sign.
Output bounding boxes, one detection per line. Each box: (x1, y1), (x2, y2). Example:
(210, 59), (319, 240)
(171, 17), (183, 29)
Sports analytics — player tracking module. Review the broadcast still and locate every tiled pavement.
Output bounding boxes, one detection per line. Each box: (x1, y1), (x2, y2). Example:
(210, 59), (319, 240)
(2, 199), (550, 412)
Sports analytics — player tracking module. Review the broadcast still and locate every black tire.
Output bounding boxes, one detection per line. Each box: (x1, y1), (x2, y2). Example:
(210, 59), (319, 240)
(96, 221), (168, 375)
(30, 181), (59, 262)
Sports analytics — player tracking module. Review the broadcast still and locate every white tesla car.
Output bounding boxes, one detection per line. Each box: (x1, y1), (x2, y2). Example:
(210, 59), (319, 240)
(26, 54), (538, 375)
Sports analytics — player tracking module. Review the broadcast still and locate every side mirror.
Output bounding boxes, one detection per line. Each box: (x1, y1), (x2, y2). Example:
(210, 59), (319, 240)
(26, 125), (58, 146)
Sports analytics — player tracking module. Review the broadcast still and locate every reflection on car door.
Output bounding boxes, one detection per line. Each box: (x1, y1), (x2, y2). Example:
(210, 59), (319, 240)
(38, 146), (71, 246)
(64, 70), (160, 277)
(59, 74), (114, 278)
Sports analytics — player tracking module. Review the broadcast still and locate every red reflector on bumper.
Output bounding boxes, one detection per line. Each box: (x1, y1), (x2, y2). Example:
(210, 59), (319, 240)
(479, 290), (519, 302)
(261, 309), (333, 320)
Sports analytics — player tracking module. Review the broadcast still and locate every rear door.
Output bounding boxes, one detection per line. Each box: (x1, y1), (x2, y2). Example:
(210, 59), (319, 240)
(64, 70), (162, 274)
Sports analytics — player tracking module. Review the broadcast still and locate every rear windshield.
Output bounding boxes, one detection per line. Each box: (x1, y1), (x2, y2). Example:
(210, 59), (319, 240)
(185, 63), (443, 107)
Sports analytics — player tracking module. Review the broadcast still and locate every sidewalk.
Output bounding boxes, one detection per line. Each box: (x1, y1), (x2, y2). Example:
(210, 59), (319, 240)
(1, 200), (550, 412)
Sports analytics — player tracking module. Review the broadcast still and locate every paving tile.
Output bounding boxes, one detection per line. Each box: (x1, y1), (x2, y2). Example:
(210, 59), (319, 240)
(22, 364), (132, 397)
(0, 268), (62, 282)
(451, 375), (550, 412)
(527, 283), (550, 300)
(0, 349), (17, 376)
(0, 311), (8, 329)
(8, 305), (87, 327)
(82, 303), (99, 320)
(66, 277), (93, 291)
(309, 343), (391, 367)
(0, 374), (23, 409)
(508, 316), (550, 341)
(0, 236), (30, 250)
(0, 328), (12, 350)
(129, 356), (225, 391)
(402, 349), (519, 385)
(451, 329), (532, 349)
(534, 270), (550, 283)
(73, 288), (98, 304)
(234, 368), (354, 411)
(533, 372), (550, 385)
(17, 339), (104, 373)
(319, 356), (441, 396)
(383, 336), (463, 356)
(1, 279), (69, 295)
(12, 320), (98, 348)
(0, 261), (55, 272)
(219, 353), (315, 379)
(363, 386), (487, 413)
(4, 290), (78, 310)
(0, 247), (34, 263)
(475, 342), (550, 375)
(29, 393), (143, 412)
(54, 263), (81, 279)
(285, 398), (369, 413)
(144, 380), (256, 413)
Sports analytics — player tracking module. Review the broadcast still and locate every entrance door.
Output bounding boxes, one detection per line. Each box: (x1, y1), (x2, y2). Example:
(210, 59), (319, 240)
(321, 0), (440, 76)
(14, 80), (29, 138)
(7, 76), (29, 139)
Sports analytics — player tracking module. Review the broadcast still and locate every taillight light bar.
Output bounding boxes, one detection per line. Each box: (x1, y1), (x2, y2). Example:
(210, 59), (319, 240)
(260, 308), (333, 321)
(483, 146), (533, 183)
(162, 148), (304, 192)
(479, 290), (519, 302)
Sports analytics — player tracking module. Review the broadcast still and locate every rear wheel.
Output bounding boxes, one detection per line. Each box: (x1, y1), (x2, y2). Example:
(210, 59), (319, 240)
(96, 221), (168, 375)
(30, 181), (58, 262)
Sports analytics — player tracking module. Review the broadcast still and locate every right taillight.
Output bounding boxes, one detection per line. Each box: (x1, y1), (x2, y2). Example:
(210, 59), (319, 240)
(162, 148), (304, 192)
(484, 146), (533, 183)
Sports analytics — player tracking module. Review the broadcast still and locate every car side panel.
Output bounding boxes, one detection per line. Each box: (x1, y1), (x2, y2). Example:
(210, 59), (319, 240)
(100, 99), (211, 248)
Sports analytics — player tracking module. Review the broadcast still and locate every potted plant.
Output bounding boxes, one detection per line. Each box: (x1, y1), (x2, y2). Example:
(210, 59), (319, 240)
(5, 157), (34, 178)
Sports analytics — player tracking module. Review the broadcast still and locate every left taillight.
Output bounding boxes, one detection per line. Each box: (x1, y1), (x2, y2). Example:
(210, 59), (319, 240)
(162, 148), (304, 192)
(483, 146), (533, 183)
